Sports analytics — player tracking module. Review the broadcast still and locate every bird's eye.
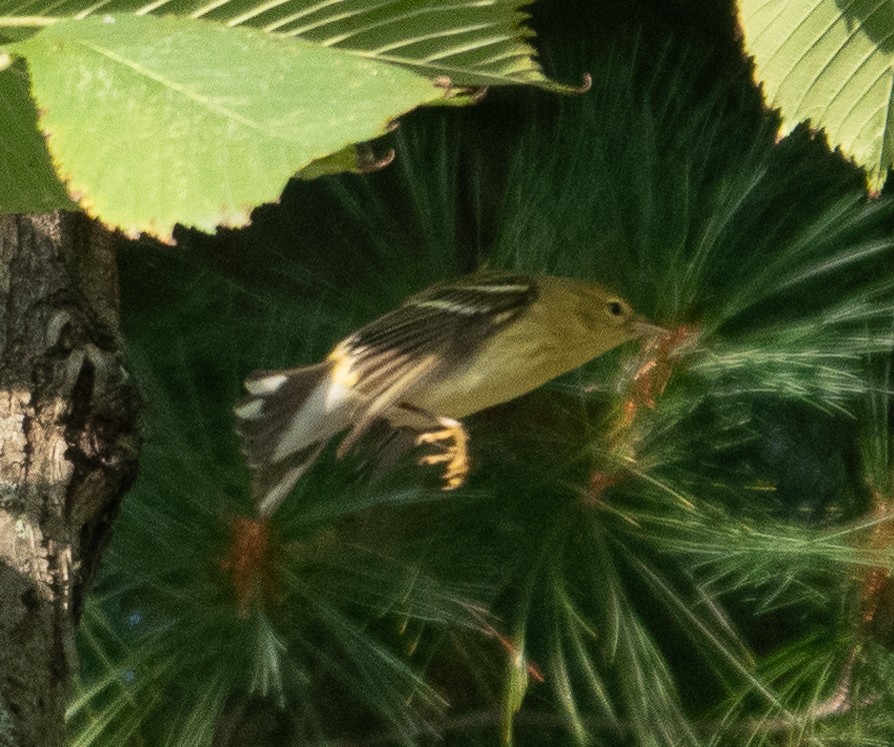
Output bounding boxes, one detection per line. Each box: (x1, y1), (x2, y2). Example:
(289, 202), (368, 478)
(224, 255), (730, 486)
(606, 300), (626, 317)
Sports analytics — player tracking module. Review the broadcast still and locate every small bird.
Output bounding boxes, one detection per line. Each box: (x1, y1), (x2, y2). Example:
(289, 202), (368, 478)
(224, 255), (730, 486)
(235, 271), (658, 516)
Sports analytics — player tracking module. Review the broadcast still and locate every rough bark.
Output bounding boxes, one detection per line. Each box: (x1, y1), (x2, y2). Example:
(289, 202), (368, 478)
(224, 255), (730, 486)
(0, 212), (139, 747)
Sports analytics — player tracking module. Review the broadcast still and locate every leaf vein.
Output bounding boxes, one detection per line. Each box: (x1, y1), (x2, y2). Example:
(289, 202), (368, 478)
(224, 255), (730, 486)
(80, 39), (271, 135)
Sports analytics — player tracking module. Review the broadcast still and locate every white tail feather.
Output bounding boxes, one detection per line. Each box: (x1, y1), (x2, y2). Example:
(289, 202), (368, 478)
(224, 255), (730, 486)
(235, 362), (354, 514)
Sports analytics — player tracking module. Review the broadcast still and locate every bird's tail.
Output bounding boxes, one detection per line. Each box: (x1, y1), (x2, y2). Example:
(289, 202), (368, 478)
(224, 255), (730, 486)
(234, 362), (353, 516)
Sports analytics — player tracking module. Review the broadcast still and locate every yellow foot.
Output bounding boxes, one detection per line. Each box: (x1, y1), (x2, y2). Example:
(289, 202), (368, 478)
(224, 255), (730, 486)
(415, 417), (469, 490)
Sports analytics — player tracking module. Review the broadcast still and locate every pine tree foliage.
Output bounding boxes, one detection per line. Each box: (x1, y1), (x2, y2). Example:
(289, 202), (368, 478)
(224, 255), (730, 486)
(69, 7), (894, 746)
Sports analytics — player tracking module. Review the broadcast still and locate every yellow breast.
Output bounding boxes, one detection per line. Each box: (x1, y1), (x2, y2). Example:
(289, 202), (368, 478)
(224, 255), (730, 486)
(407, 317), (561, 417)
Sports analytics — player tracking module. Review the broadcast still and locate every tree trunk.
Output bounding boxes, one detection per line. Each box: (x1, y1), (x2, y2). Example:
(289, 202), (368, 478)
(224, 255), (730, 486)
(0, 212), (139, 747)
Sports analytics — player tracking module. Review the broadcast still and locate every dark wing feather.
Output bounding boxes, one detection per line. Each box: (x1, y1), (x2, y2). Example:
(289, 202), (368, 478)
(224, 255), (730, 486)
(348, 272), (537, 378)
(336, 272), (538, 448)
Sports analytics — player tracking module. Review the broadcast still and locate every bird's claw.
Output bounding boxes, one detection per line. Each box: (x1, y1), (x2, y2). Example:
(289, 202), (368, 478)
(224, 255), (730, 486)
(415, 418), (469, 490)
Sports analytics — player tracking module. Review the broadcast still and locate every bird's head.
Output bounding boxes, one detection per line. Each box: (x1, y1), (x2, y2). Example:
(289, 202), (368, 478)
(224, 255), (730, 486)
(550, 277), (665, 353)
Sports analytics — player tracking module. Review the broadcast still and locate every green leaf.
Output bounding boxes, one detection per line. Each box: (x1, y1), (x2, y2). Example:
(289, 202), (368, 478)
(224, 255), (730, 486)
(0, 60), (74, 213)
(738, 0), (894, 192)
(502, 630), (529, 745)
(0, 0), (569, 91)
(10, 14), (443, 239)
(295, 142), (395, 181)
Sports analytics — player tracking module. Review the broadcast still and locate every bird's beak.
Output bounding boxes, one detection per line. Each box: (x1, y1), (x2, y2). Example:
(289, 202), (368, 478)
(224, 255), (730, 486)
(631, 316), (671, 338)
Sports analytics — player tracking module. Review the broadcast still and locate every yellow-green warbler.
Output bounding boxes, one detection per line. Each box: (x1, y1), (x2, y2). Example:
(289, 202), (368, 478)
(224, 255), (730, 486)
(236, 271), (659, 516)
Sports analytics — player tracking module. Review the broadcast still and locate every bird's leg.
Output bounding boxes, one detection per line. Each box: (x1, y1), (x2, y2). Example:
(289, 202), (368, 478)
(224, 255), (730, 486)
(415, 415), (470, 490)
(389, 404), (471, 489)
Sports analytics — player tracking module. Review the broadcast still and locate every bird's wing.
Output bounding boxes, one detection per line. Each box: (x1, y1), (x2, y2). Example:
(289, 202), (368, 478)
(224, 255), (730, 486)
(336, 272), (538, 449)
